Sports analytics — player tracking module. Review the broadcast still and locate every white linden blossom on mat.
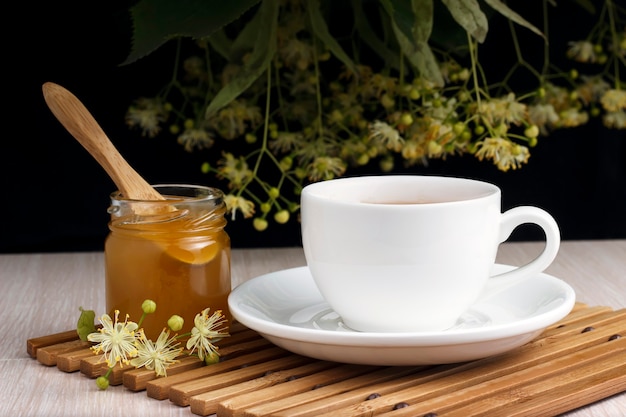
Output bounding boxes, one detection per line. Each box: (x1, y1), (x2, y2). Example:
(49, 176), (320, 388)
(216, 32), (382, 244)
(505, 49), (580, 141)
(186, 308), (229, 362)
(131, 328), (183, 377)
(88, 310), (139, 368)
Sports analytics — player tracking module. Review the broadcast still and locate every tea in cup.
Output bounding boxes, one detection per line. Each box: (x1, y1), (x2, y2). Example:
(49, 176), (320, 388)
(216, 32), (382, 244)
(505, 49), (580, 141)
(300, 175), (560, 333)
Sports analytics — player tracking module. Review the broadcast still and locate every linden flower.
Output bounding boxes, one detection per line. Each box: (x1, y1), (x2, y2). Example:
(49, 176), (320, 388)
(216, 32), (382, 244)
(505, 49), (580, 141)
(566, 40), (597, 63)
(369, 120), (404, 151)
(186, 309), (230, 362)
(475, 137), (530, 172)
(125, 97), (169, 138)
(217, 152), (254, 189)
(576, 76), (610, 105)
(224, 194), (255, 220)
(88, 310), (139, 368)
(558, 108), (589, 128)
(177, 128), (215, 152)
(307, 156), (347, 181)
(528, 104), (560, 134)
(600, 89), (626, 112)
(130, 329), (183, 377)
(603, 111), (626, 129)
(477, 93), (527, 126)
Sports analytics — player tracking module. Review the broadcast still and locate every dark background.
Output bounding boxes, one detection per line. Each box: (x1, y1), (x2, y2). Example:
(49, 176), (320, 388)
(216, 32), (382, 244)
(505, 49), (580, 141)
(2, 2), (625, 253)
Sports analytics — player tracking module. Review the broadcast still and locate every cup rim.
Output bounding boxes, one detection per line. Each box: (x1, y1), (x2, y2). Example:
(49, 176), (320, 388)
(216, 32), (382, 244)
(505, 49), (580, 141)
(301, 175), (499, 206)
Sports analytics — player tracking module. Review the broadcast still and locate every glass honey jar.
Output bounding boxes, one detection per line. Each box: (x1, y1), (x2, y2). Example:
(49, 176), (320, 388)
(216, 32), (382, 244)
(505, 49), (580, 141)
(104, 184), (231, 339)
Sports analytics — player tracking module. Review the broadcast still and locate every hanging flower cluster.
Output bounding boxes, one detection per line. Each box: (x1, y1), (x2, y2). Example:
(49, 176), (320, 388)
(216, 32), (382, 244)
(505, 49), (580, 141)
(124, 0), (626, 232)
(77, 301), (229, 390)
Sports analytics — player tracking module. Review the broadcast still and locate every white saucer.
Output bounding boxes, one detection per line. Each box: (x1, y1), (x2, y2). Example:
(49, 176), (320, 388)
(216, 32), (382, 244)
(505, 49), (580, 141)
(228, 265), (576, 366)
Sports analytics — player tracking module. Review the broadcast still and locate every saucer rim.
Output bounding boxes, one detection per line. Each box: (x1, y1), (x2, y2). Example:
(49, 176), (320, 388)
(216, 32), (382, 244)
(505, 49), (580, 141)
(228, 264), (576, 347)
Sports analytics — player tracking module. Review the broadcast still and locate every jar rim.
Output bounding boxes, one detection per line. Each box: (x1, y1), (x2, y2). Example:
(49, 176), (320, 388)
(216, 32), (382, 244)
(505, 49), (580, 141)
(110, 184), (224, 203)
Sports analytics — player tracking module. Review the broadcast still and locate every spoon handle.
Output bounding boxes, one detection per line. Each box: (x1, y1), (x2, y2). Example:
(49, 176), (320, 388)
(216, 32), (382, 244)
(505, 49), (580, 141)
(42, 82), (164, 201)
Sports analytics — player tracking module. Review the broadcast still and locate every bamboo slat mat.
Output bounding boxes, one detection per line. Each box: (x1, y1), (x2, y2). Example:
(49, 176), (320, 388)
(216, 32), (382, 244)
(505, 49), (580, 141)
(26, 302), (625, 417)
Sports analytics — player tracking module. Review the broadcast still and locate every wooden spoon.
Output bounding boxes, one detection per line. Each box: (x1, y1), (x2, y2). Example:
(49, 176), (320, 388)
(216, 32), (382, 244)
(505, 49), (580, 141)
(42, 82), (221, 264)
(42, 82), (164, 201)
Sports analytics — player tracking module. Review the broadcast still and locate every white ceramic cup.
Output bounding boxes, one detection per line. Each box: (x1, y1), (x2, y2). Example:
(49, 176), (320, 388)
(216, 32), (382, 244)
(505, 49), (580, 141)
(300, 175), (561, 333)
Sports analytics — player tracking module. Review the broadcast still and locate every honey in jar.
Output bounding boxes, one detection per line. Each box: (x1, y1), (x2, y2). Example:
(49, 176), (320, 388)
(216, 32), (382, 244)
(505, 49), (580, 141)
(104, 184), (231, 340)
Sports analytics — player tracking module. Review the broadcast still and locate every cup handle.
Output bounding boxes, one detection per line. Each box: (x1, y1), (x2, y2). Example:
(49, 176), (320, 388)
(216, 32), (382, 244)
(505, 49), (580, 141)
(478, 206), (561, 301)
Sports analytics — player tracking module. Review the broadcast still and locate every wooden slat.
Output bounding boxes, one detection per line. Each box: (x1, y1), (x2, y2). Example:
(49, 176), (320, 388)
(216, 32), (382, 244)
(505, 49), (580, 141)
(216, 364), (383, 417)
(27, 329), (79, 358)
(170, 354), (316, 406)
(145, 346), (291, 400)
(123, 356), (205, 391)
(237, 366), (430, 417)
(36, 339), (90, 366)
(122, 337), (271, 391)
(56, 347), (94, 372)
(188, 361), (342, 416)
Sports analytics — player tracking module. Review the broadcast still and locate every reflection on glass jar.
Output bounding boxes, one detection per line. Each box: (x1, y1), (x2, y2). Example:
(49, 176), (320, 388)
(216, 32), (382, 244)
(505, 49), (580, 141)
(105, 184), (231, 340)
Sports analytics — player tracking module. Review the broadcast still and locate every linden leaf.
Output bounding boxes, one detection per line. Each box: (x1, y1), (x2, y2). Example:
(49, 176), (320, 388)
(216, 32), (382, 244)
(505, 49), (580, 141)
(352, 0), (402, 70)
(123, 0), (262, 65)
(380, 0), (415, 44)
(307, 0), (357, 75)
(441, 0), (489, 43)
(483, 0), (544, 39)
(382, 0), (444, 86)
(77, 307), (96, 342)
(204, 0), (279, 118)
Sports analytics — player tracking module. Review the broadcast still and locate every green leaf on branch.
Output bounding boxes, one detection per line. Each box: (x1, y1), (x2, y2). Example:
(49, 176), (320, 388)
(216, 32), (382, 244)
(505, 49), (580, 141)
(441, 0), (488, 43)
(123, 0), (262, 65)
(352, 0), (402, 71)
(77, 307), (96, 342)
(382, 0), (444, 86)
(307, 0), (357, 75)
(483, 0), (544, 39)
(380, 0), (416, 43)
(204, 0), (279, 118)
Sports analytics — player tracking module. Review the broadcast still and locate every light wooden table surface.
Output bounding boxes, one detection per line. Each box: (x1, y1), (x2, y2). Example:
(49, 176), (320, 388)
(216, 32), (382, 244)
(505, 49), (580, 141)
(1, 240), (624, 416)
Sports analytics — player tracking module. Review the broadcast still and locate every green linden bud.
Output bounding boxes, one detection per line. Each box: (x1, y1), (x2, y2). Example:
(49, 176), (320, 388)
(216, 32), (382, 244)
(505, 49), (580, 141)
(380, 157), (394, 172)
(169, 124), (180, 135)
(245, 133), (257, 144)
(356, 153), (370, 166)
(142, 299), (157, 314)
(260, 202), (271, 213)
(524, 125), (539, 139)
(274, 210), (290, 224)
(268, 187), (280, 199)
(537, 87), (546, 98)
(280, 156), (293, 170)
(96, 376), (110, 390)
(253, 217), (269, 232)
(201, 162), (211, 174)
(183, 119), (194, 129)
(400, 113), (413, 126)
(77, 307), (96, 342)
(288, 202), (299, 213)
(168, 315), (184, 331)
(204, 350), (220, 365)
(453, 122), (465, 136)
(474, 125), (485, 135)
